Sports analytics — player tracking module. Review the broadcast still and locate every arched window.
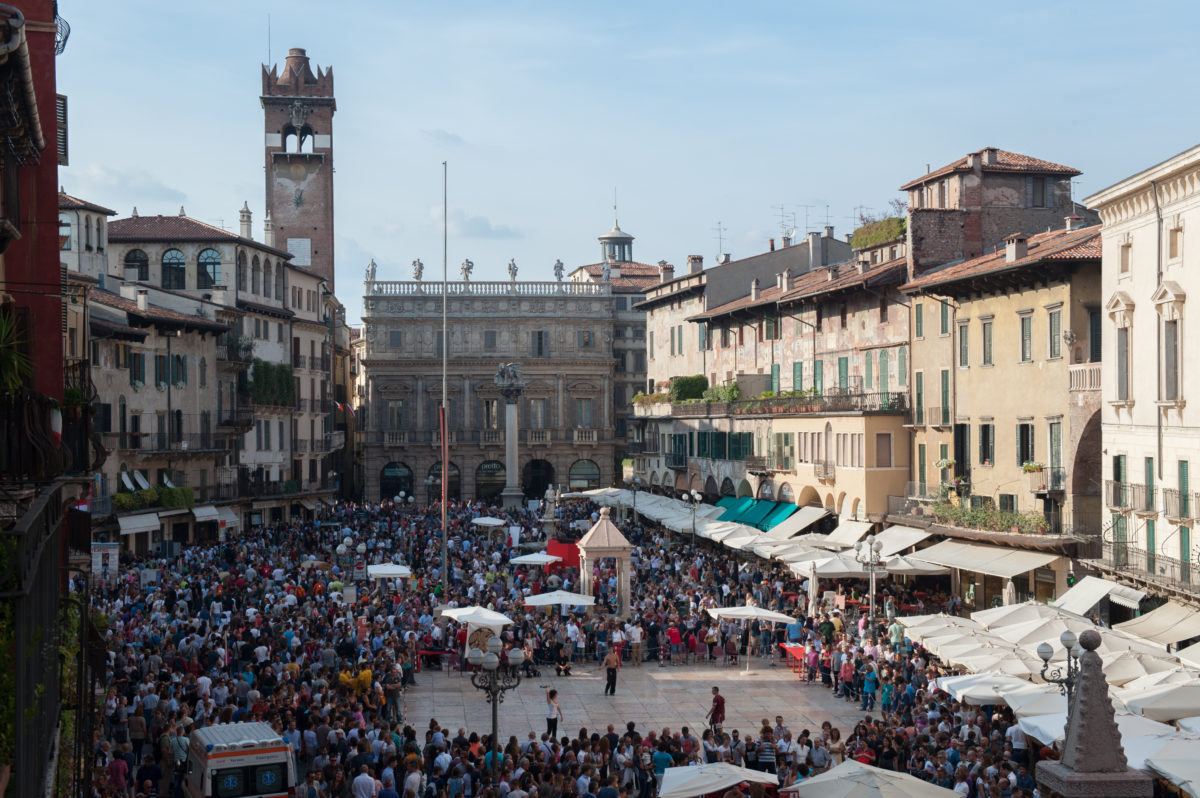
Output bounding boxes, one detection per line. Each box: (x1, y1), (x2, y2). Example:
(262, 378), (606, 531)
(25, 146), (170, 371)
(124, 249), (149, 281)
(251, 256), (261, 294)
(237, 251), (247, 292)
(262, 262), (272, 299)
(96, 218), (104, 250)
(273, 262), (284, 299)
(475, 460), (506, 503)
(199, 357), (207, 388)
(198, 249), (221, 289)
(379, 462), (414, 501)
(162, 249), (186, 290)
(84, 216), (92, 249)
(568, 458), (600, 489)
(778, 482), (795, 503)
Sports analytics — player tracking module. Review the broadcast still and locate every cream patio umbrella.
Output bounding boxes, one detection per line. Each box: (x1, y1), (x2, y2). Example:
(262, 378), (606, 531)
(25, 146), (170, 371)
(971, 600), (1084, 630)
(658, 763), (777, 798)
(953, 649), (1044, 680)
(1115, 668), (1200, 697)
(1018, 711), (1174, 746)
(523, 590), (596, 607)
(884, 555), (951, 576)
(1099, 650), (1181, 687)
(1145, 758), (1200, 798)
(707, 605), (800, 673)
(509, 552), (563, 566)
(1121, 683), (1200, 723)
(787, 759), (959, 797)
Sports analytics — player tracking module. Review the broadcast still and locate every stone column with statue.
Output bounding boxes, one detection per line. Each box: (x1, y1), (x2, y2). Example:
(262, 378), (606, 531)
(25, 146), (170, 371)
(495, 362), (527, 509)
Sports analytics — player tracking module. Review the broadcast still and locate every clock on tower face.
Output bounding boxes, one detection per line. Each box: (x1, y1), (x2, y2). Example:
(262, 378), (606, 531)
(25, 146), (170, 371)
(293, 188), (304, 207)
(468, 627), (494, 651)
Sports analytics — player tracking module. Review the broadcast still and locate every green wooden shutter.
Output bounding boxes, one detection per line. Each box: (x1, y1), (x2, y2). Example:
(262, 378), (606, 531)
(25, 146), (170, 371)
(940, 370), (950, 424)
(1182, 461), (1191, 517)
(917, 443), (927, 494)
(879, 349), (890, 394)
(915, 372), (924, 424)
(940, 301), (949, 334)
(864, 352), (873, 390)
(838, 357), (848, 390)
(770, 364), (780, 393)
(698, 322), (707, 351)
(898, 347), (906, 386)
(792, 361), (803, 392)
(814, 361), (824, 394)
(915, 304), (923, 338)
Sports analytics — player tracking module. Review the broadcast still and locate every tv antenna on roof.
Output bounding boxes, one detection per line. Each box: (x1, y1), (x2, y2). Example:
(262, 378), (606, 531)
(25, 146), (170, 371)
(713, 221), (727, 255)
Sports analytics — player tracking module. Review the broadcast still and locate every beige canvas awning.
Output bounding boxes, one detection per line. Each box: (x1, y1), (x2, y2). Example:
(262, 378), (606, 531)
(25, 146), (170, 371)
(874, 525), (932, 557)
(910, 540), (1059, 580)
(118, 512), (161, 536)
(216, 506), (240, 529)
(1052, 575), (1146, 615)
(822, 519), (873, 549)
(1115, 601), (1200, 646)
(191, 505), (219, 523)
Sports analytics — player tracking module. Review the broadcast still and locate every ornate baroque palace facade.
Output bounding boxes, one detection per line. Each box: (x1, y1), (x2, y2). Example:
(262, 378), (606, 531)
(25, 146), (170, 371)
(357, 266), (619, 503)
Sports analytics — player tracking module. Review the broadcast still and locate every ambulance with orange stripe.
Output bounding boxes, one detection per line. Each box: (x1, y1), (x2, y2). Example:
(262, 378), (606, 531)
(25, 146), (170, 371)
(183, 722), (296, 798)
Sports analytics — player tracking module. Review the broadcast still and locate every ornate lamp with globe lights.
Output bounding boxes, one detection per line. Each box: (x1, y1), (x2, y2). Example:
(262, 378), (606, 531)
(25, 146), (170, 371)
(854, 534), (884, 635)
(681, 489), (702, 552)
(1037, 629), (1083, 704)
(468, 635), (525, 786)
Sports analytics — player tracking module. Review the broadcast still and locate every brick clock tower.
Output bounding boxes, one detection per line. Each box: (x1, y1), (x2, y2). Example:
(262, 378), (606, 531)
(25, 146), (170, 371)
(261, 48), (336, 290)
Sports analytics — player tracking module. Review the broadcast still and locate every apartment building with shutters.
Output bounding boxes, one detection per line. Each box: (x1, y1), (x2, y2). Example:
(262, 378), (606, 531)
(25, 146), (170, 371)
(1085, 143), (1200, 594)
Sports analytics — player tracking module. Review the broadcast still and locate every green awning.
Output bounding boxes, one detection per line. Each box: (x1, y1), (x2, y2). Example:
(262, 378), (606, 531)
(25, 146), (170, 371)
(716, 496), (739, 509)
(759, 503), (799, 531)
(739, 500), (777, 528)
(718, 496), (756, 522)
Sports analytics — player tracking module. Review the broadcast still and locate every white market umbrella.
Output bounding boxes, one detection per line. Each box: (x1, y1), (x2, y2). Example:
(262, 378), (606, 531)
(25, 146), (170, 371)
(1099, 651), (1181, 687)
(971, 600), (1083, 630)
(509, 552), (563, 566)
(471, 517), (507, 527)
(788, 759), (959, 797)
(707, 605), (798, 674)
(523, 589), (595, 607)
(658, 763), (777, 798)
(439, 605), (514, 628)
(366, 563), (413, 579)
(1123, 733), (1200, 771)
(1122, 682), (1200, 723)
(809, 552), (869, 578)
(885, 555), (950, 576)
(1115, 667), (1200, 696)
(989, 615), (1097, 648)
(941, 670), (1042, 704)
(1177, 717), (1200, 734)
(561, 491), (589, 499)
(953, 649), (1044, 680)
(1145, 758), (1200, 798)
(1005, 687), (1068, 718)
(936, 635), (1018, 663)
(1018, 711), (1174, 746)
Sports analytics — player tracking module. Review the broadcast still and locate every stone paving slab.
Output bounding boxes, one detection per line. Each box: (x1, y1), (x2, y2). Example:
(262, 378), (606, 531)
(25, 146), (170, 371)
(400, 656), (866, 742)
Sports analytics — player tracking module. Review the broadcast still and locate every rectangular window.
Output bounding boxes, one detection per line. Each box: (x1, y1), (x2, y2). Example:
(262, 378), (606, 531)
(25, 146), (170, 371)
(435, 330), (446, 358)
(940, 369), (950, 425)
(483, 330), (497, 350)
(999, 494), (1017, 512)
(648, 331), (654, 359)
(1088, 310), (1102, 362)
(982, 320), (993, 366)
(575, 398), (594, 427)
(388, 329), (403, 348)
(792, 361), (803, 392)
(770, 364), (780, 393)
(838, 357), (848, 390)
(914, 372), (924, 425)
(1116, 327), (1129, 400)
(264, 420), (272, 449)
(1031, 176), (1046, 207)
(879, 296), (888, 323)
(1182, 461), (1192, 517)
(979, 423), (994, 465)
(915, 303), (924, 338)
(577, 330), (594, 349)
(958, 322), (969, 367)
(698, 322), (707, 350)
(1049, 421), (1062, 471)
(678, 325), (684, 353)
(1169, 226), (1182, 260)
(669, 326), (676, 356)
(898, 347), (906, 387)
(864, 351), (873, 390)
(530, 398), (548, 429)
(917, 443), (927, 494)
(1119, 243), (1131, 274)
(532, 330), (550, 357)
(1017, 422), (1035, 466)
(1048, 309), (1062, 359)
(1020, 315), (1033, 362)
(875, 433), (893, 468)
(940, 302), (949, 335)
(483, 399), (499, 430)
(1164, 319), (1179, 400)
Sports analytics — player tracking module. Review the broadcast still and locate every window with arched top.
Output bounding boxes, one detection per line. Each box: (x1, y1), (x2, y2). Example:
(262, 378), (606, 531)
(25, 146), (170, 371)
(124, 249), (149, 282)
(236, 251), (247, 291)
(84, 216), (92, 249)
(162, 249), (186, 290)
(273, 262), (284, 299)
(251, 255), (261, 294)
(96, 218), (104, 250)
(198, 249), (221, 289)
(262, 262), (272, 299)
(199, 357), (207, 388)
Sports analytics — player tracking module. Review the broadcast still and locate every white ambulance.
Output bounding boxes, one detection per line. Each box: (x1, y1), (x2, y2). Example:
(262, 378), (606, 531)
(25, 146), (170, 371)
(183, 722), (295, 798)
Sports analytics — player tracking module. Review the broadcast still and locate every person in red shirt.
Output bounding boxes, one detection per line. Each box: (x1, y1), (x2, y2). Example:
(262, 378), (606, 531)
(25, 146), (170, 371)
(666, 625), (683, 666)
(706, 686), (725, 731)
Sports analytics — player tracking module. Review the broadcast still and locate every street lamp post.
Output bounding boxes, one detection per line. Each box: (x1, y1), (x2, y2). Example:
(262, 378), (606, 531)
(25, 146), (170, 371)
(854, 534), (884, 638)
(1037, 630), (1083, 704)
(681, 489), (702, 552)
(624, 475), (643, 524)
(468, 635), (525, 786)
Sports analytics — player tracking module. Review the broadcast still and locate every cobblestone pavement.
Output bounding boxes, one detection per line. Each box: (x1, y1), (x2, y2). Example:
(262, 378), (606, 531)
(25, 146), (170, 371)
(400, 653), (867, 741)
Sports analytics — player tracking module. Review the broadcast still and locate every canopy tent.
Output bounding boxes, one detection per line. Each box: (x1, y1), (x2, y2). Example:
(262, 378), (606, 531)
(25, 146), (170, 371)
(1178, 641), (1200, 669)
(118, 512), (161, 536)
(366, 563), (413, 579)
(1052, 575), (1147, 615)
(439, 606), (513, 628)
(716, 496), (756, 523)
(821, 519), (874, 549)
(471, 517), (507, 527)
(885, 555), (951, 575)
(938, 670), (1041, 704)
(509, 553), (563, 566)
(1177, 717), (1200, 734)
(910, 539), (1060, 579)
(1114, 601), (1200, 646)
(952, 649), (1044, 680)
(191, 504), (219, 522)
(1099, 651), (1183, 687)
(523, 590), (595, 607)
(758, 502), (798, 531)
(658, 763), (777, 798)
(1018, 711), (1174, 746)
(706, 605), (798, 624)
(1123, 734), (1200, 772)
(971, 600), (1086, 631)
(737, 500), (778, 529)
(1121, 683), (1200, 723)
(1145, 758), (1200, 798)
(785, 759), (958, 797)
(1113, 668), (1200, 696)
(1005, 686), (1068, 718)
(216, 506), (240, 530)
(763, 505), (828, 540)
(873, 525), (932, 557)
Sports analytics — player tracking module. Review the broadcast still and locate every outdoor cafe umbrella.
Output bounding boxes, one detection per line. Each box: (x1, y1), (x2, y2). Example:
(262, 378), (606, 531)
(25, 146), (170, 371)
(1121, 682), (1200, 723)
(1018, 710), (1174, 747)
(786, 759), (958, 797)
(884, 555), (950, 576)
(953, 649), (1044, 680)
(439, 606), (514, 628)
(707, 605), (800, 674)
(471, 516), (507, 528)
(1099, 651), (1181, 687)
(1115, 667), (1200, 695)
(523, 589), (596, 607)
(509, 552), (563, 566)
(658, 763), (777, 798)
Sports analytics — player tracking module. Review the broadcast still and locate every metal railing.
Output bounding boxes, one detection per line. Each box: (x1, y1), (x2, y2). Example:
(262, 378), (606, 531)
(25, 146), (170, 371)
(1093, 540), (1199, 590)
(1127, 482), (1156, 514)
(1163, 488), (1193, 521)
(1069, 362), (1102, 391)
(218, 407), (253, 428)
(1028, 467), (1067, 493)
(815, 460), (836, 480)
(730, 391), (909, 417)
(573, 428), (597, 444)
(927, 405), (950, 426)
(292, 353), (307, 369)
(665, 451), (687, 469)
(218, 342), (254, 364)
(367, 279), (612, 297)
(312, 437), (331, 453)
(105, 431), (221, 454)
(295, 439), (309, 453)
(1105, 480), (1130, 510)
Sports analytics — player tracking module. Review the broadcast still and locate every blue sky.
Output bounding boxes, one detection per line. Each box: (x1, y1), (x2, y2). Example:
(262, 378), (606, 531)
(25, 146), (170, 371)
(58, 1), (1200, 324)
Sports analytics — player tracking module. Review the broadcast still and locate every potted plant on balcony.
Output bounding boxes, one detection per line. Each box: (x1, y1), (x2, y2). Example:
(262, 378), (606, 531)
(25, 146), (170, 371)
(0, 307), (31, 393)
(1023, 460), (1047, 490)
(934, 457), (955, 472)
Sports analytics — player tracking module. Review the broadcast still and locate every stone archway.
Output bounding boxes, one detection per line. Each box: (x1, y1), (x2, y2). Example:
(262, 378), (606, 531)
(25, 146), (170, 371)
(523, 459), (556, 498)
(690, 472), (704, 492)
(720, 477), (736, 496)
(797, 485), (821, 507)
(475, 460), (506, 503)
(757, 480), (775, 499)
(737, 479), (754, 498)
(704, 475), (719, 496)
(836, 491), (847, 514)
(379, 461), (413, 502)
(850, 496), (862, 519)
(824, 492), (836, 510)
(674, 471), (689, 491)
(778, 482), (794, 504)
(568, 458), (601, 490)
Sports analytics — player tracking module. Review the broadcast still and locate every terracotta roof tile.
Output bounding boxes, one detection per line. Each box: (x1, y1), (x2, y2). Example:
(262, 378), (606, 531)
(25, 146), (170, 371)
(91, 289), (229, 333)
(58, 190), (117, 216)
(781, 256), (909, 303)
(899, 148), (1081, 191)
(688, 284), (785, 321)
(109, 214), (294, 260)
(901, 226), (1100, 293)
(574, 262), (662, 293)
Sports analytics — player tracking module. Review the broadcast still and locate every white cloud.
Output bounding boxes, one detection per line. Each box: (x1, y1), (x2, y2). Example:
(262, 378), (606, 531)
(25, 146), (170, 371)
(429, 205), (520, 240)
(62, 164), (186, 214)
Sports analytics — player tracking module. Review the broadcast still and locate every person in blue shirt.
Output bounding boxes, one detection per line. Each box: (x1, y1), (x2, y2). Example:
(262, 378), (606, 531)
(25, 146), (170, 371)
(651, 744), (674, 791)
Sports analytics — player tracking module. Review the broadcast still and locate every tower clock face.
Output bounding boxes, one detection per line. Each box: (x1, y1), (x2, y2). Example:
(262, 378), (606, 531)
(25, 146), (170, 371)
(468, 627), (494, 650)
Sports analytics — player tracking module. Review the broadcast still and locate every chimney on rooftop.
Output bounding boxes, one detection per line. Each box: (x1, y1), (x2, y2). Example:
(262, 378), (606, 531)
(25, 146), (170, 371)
(239, 202), (253, 239)
(1005, 233), (1028, 263)
(1065, 213), (1084, 231)
(658, 260), (675, 283)
(687, 255), (703, 275)
(137, 289), (148, 312)
(781, 232), (792, 247)
(777, 268), (793, 292)
(824, 225), (834, 240)
(808, 232), (823, 270)
(750, 278), (760, 301)
(264, 210), (275, 247)
(983, 147), (999, 165)
(966, 152), (980, 169)
(769, 238), (775, 252)
(826, 266), (839, 281)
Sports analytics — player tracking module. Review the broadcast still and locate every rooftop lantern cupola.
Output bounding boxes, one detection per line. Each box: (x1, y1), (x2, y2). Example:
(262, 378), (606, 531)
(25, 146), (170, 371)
(598, 219), (634, 264)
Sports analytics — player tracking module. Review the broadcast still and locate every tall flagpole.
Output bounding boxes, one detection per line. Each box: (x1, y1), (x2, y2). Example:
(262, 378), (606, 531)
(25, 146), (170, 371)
(441, 161), (449, 600)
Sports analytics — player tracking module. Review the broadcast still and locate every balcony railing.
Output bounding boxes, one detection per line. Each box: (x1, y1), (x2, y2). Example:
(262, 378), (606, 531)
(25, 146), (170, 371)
(480, 429), (504, 446)
(1069, 362), (1102, 391)
(574, 428), (597, 444)
(729, 391), (908, 417)
(927, 405), (950, 427)
(1163, 488), (1198, 521)
(217, 341), (254, 364)
(105, 431), (221, 454)
(1093, 540), (1200, 591)
(312, 437), (331, 453)
(1105, 480), (1130, 510)
(64, 357), (94, 400)
(1028, 467), (1067, 493)
(528, 429), (551, 445)
(815, 460), (836, 480)
(218, 407), (253, 428)
(295, 439), (309, 453)
(0, 390), (72, 482)
(292, 354), (307, 369)
(1128, 482), (1156, 514)
(665, 451), (688, 469)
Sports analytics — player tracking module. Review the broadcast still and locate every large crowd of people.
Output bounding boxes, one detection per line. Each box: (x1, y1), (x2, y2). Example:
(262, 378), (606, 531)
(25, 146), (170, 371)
(83, 495), (1044, 798)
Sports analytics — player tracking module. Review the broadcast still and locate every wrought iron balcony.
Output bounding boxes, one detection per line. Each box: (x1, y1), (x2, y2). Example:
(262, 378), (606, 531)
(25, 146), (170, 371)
(665, 451), (688, 470)
(815, 460), (836, 480)
(1028, 467), (1067, 494)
